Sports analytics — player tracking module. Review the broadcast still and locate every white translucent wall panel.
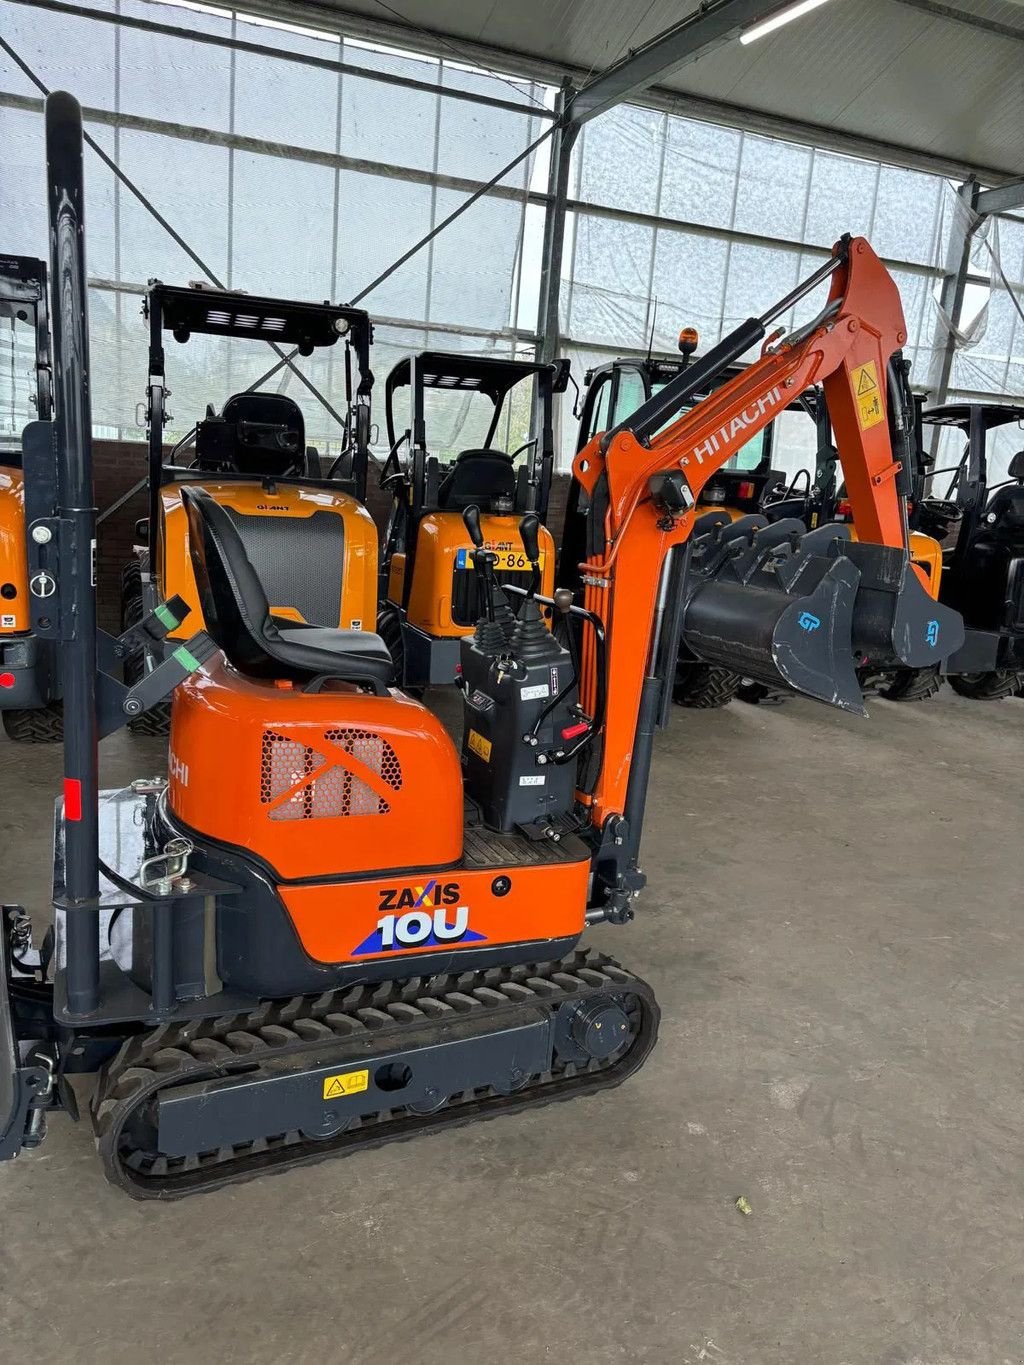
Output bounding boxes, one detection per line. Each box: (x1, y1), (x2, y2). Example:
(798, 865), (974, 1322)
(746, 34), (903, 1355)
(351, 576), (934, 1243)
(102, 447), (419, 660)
(648, 229), (730, 344)
(0, 0), (116, 108)
(1, 106), (47, 258)
(119, 26), (232, 130)
(871, 165), (945, 267)
(575, 106), (665, 217)
(233, 45), (340, 155)
(231, 151), (335, 300)
(334, 172), (432, 319)
(117, 131), (230, 285)
(803, 152), (878, 248)
(659, 117), (741, 231)
(566, 214), (653, 350)
(339, 72), (438, 174)
(438, 79), (542, 190)
(429, 190), (522, 330)
(565, 102), (956, 394)
(951, 214), (1024, 400)
(732, 135), (813, 243)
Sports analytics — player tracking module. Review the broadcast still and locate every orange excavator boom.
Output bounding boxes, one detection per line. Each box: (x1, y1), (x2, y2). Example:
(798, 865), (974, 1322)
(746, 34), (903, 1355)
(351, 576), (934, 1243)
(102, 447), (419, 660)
(570, 236), (964, 835)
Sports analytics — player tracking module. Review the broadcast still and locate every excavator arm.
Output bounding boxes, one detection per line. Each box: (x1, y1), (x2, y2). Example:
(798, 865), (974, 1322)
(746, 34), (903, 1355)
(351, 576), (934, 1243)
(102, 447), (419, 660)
(571, 236), (965, 854)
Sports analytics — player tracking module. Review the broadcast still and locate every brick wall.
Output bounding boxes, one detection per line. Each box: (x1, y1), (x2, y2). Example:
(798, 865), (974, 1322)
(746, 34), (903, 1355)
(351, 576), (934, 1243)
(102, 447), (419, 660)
(92, 440), (574, 630)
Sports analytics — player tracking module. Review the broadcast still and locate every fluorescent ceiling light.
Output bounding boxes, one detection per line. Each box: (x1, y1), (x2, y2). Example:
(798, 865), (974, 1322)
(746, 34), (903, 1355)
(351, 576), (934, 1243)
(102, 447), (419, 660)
(740, 0), (835, 44)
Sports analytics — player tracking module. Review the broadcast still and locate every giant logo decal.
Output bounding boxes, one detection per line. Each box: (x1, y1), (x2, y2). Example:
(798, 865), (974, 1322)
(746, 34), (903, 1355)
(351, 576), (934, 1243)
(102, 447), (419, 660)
(352, 879), (487, 956)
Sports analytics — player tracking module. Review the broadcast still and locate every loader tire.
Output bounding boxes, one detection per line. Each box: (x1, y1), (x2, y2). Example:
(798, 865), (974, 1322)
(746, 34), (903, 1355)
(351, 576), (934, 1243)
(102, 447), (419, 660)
(120, 564), (171, 737)
(1, 703), (64, 744)
(376, 603), (422, 697)
(949, 670), (1024, 701)
(878, 665), (942, 703)
(673, 662), (741, 709)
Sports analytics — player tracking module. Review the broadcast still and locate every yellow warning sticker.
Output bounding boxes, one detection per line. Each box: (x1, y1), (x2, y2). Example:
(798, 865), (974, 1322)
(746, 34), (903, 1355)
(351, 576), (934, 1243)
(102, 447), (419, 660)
(322, 1069), (369, 1100)
(852, 360), (884, 430)
(467, 728), (492, 762)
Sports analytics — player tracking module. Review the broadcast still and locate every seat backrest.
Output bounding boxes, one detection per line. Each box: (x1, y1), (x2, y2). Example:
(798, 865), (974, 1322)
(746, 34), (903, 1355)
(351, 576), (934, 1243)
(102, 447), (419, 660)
(436, 448), (516, 511)
(195, 391), (305, 477)
(182, 486), (280, 676)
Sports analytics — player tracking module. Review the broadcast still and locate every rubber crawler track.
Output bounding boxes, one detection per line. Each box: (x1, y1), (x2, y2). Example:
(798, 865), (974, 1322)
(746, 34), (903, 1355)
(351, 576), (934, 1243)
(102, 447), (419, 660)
(90, 947), (659, 1199)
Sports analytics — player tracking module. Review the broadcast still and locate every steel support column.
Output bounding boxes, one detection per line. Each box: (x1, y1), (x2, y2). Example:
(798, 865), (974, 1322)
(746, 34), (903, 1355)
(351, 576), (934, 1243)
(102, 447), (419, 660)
(928, 178), (980, 415)
(537, 82), (578, 364)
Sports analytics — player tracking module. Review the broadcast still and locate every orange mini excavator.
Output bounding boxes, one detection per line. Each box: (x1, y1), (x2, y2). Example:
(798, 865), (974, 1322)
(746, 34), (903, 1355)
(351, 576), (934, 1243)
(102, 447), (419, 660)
(0, 96), (964, 1197)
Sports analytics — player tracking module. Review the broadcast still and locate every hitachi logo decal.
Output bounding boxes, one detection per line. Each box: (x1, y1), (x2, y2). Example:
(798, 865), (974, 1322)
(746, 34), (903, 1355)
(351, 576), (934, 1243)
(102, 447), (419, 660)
(168, 750), (189, 786)
(688, 387), (783, 464)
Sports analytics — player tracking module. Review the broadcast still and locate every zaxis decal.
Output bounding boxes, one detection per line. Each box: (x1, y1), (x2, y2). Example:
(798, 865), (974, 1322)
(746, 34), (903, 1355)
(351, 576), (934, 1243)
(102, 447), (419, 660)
(352, 879), (487, 956)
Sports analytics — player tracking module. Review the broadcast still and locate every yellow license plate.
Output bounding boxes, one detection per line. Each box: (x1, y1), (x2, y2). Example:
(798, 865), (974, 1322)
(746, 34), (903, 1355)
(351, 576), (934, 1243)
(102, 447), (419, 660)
(491, 549), (544, 573)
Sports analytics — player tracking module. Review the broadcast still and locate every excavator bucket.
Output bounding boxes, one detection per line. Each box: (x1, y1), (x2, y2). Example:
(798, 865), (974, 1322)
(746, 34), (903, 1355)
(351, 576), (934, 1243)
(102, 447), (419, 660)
(680, 519), (966, 713)
(681, 517), (866, 713)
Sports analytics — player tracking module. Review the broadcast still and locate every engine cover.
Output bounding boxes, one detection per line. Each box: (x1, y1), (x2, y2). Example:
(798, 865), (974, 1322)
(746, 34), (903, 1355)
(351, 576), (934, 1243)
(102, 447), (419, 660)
(167, 657), (463, 880)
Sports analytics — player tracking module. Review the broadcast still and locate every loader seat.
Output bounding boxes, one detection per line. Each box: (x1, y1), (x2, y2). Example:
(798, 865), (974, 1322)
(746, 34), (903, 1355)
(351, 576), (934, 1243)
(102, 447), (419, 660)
(981, 450), (1024, 539)
(954, 452), (1024, 629)
(194, 391), (307, 477)
(437, 448), (516, 512)
(182, 486), (393, 690)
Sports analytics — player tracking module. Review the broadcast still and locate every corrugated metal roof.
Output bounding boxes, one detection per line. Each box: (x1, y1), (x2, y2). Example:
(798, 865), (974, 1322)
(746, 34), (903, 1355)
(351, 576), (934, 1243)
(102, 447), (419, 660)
(270, 0), (1024, 178)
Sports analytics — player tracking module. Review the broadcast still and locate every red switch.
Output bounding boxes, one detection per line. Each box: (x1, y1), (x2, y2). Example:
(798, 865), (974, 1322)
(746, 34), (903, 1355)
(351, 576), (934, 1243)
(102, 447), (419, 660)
(561, 721), (590, 741)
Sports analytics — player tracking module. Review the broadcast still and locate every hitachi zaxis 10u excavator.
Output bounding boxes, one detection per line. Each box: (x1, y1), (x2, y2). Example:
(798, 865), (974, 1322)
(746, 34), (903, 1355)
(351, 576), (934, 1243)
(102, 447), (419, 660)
(0, 95), (964, 1197)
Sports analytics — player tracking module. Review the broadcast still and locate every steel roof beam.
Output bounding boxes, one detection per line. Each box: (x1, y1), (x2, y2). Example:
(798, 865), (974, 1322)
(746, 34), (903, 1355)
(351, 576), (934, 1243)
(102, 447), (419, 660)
(566, 0), (796, 127)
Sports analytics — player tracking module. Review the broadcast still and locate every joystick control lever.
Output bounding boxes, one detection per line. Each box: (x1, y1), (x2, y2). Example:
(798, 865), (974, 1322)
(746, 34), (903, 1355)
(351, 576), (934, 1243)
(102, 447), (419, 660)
(519, 512), (542, 601)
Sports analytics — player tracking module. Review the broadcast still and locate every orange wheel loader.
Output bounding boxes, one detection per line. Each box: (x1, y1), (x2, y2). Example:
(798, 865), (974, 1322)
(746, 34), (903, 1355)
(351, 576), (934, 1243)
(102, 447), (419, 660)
(0, 254), (61, 741)
(0, 95), (965, 1198)
(376, 351), (570, 689)
(121, 282), (380, 734)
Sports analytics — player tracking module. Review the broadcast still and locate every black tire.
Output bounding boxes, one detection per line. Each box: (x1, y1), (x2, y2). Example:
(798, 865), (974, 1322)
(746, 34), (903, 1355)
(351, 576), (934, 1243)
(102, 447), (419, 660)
(376, 603), (422, 696)
(1, 702), (64, 743)
(672, 662), (741, 709)
(949, 670), (1024, 701)
(121, 562), (170, 737)
(736, 680), (789, 706)
(878, 665), (942, 703)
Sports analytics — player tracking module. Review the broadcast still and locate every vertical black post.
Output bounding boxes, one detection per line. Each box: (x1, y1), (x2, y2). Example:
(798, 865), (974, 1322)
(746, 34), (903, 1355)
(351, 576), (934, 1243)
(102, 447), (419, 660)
(46, 92), (100, 1015)
(146, 289), (165, 544)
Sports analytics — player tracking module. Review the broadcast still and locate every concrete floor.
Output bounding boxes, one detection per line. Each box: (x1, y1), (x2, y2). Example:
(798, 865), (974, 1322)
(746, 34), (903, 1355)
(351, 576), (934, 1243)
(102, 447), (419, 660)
(1, 688), (1022, 1364)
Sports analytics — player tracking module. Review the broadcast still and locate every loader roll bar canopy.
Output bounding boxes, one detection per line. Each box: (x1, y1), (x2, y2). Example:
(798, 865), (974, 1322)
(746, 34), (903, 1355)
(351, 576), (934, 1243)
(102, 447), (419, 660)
(384, 351), (570, 451)
(145, 283), (375, 533)
(148, 284), (371, 356)
(383, 350), (569, 533)
(922, 402), (1024, 430)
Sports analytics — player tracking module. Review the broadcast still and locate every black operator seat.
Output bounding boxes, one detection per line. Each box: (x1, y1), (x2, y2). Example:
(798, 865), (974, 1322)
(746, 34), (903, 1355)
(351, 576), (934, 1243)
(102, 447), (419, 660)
(194, 391), (307, 477)
(436, 448), (516, 511)
(182, 487), (394, 691)
(982, 449), (1024, 541)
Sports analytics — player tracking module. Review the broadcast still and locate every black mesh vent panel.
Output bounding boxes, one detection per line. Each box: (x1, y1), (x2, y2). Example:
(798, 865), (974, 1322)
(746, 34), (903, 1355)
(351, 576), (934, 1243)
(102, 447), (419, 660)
(225, 508), (345, 625)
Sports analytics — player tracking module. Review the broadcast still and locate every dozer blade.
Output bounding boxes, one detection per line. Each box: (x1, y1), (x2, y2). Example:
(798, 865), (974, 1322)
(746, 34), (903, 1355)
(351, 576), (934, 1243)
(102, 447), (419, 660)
(681, 518), (866, 714)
